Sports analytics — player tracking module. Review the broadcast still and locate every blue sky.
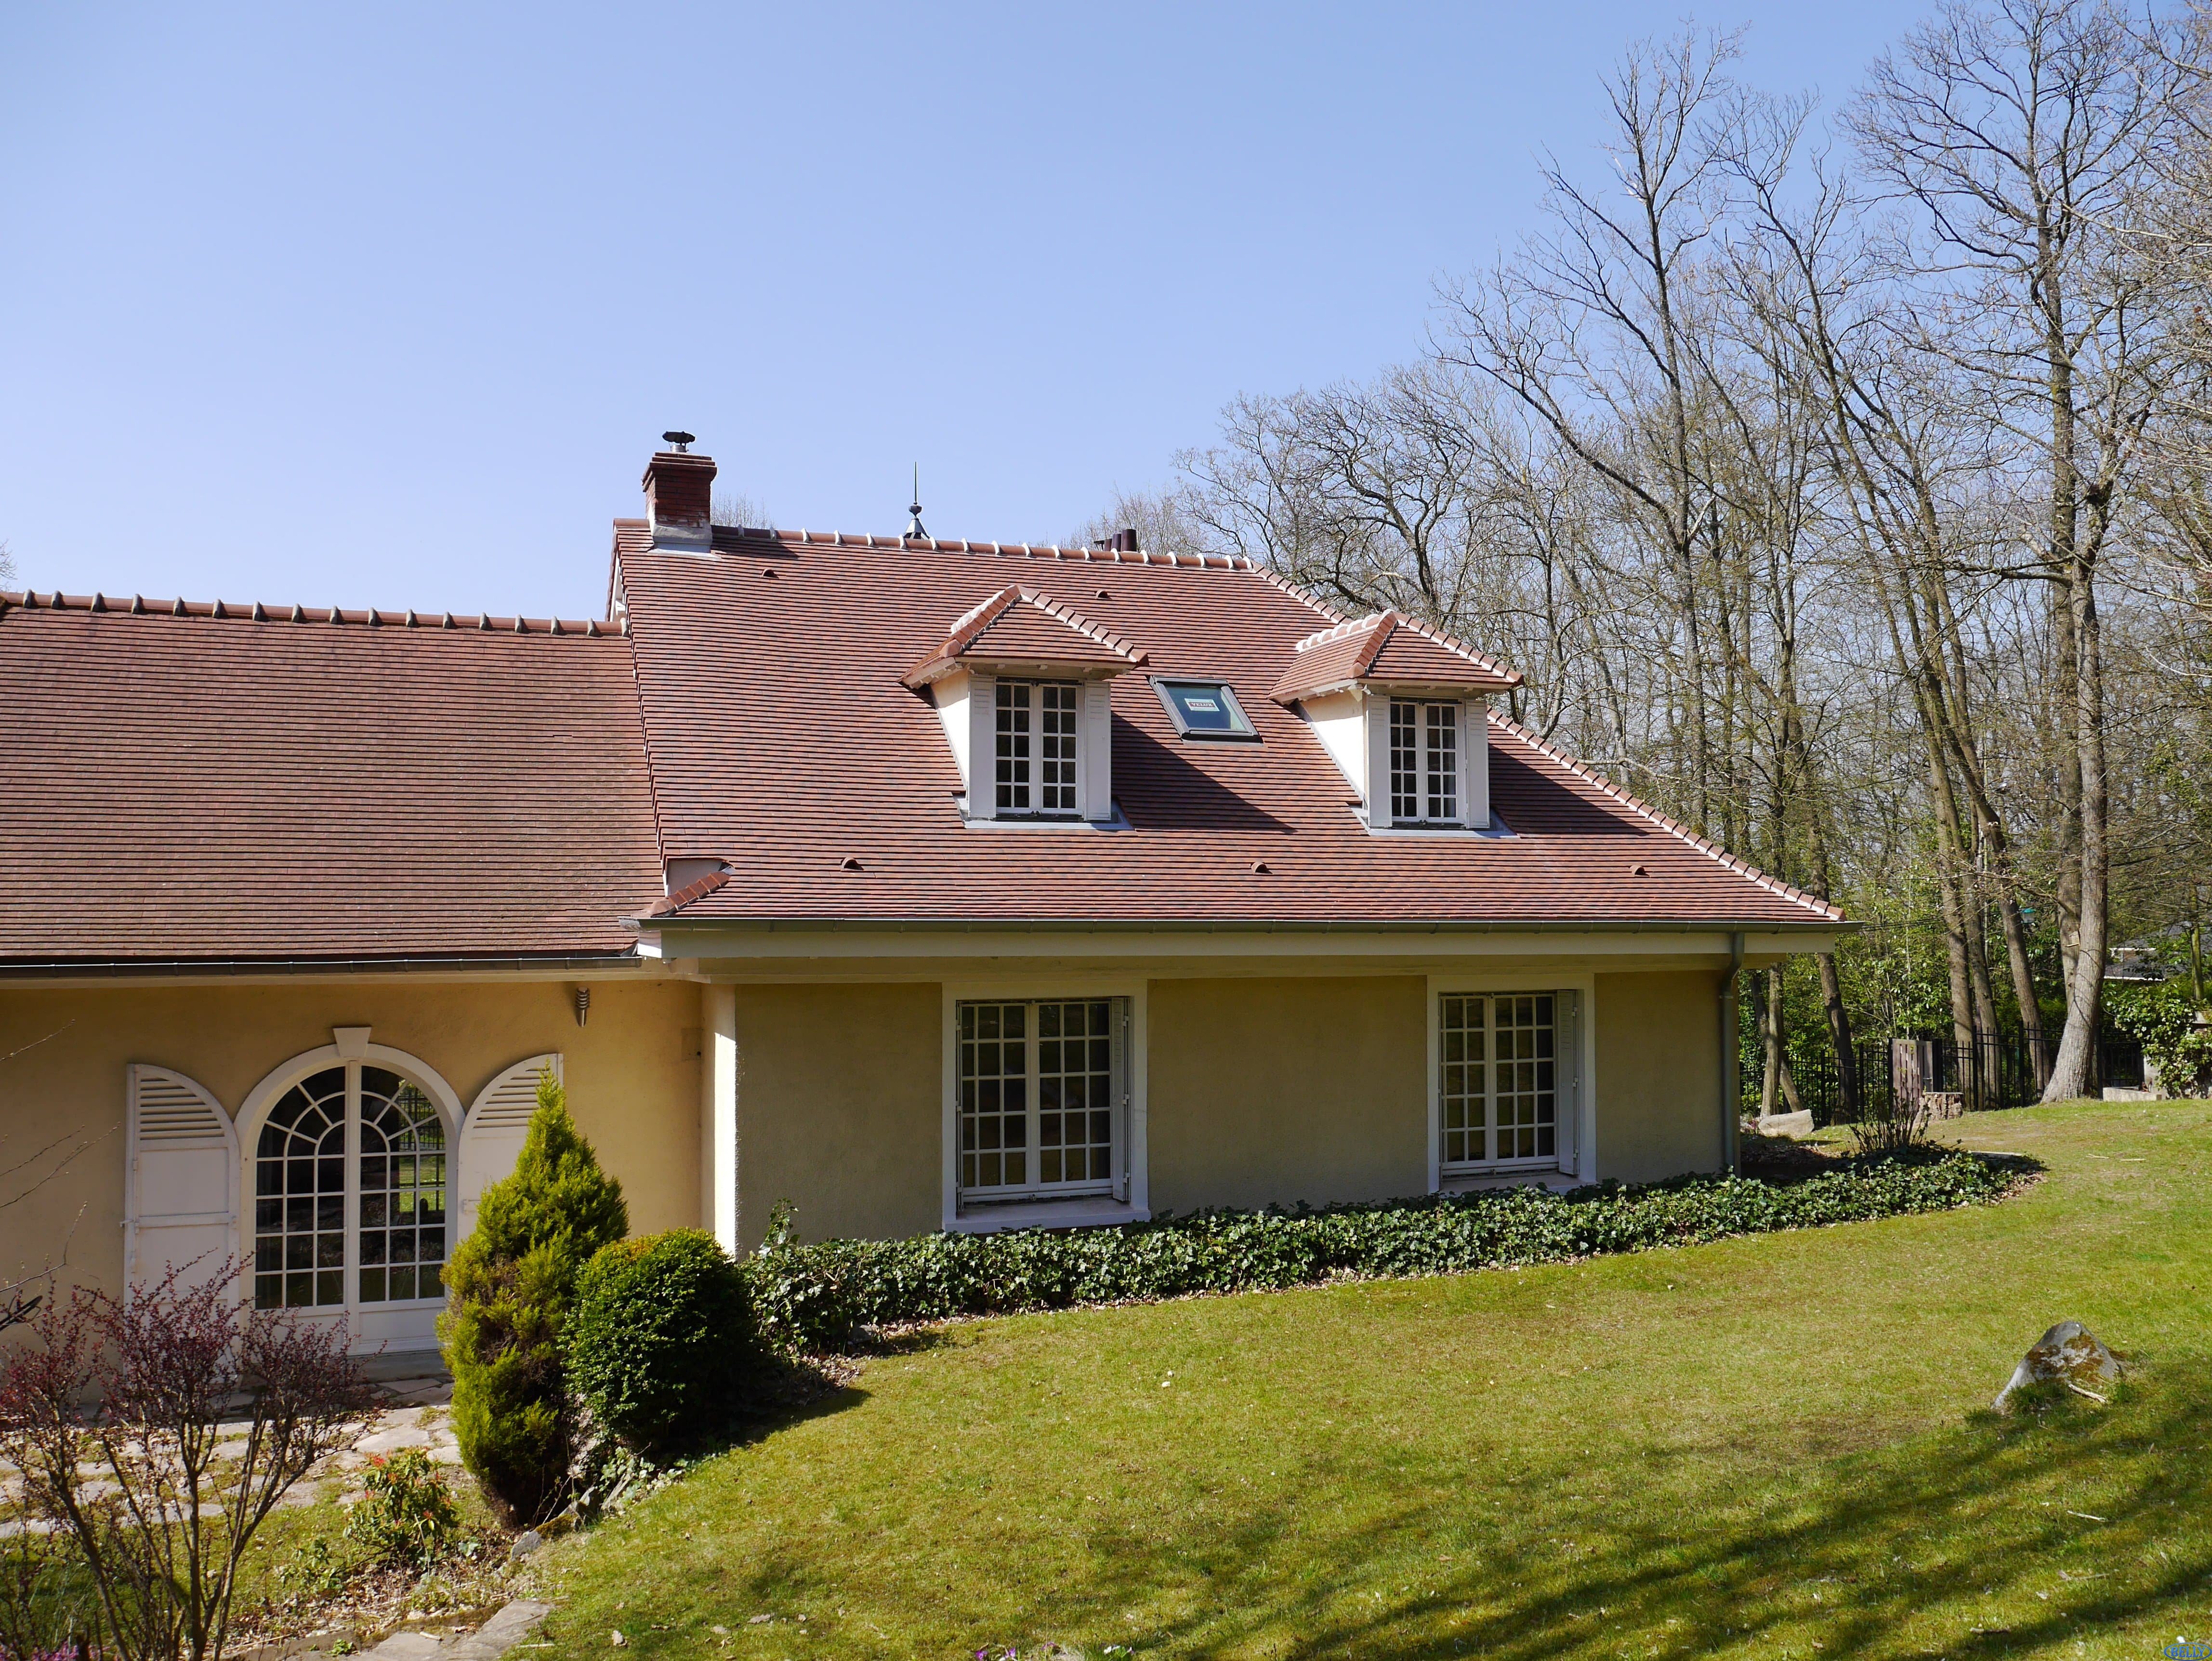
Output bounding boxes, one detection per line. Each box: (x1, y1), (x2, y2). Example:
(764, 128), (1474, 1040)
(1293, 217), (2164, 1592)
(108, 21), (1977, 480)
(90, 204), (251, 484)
(0, 2), (1930, 620)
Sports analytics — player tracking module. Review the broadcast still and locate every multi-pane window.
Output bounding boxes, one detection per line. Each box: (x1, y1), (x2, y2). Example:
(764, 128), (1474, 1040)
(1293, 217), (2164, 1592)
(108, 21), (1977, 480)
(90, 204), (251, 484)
(959, 998), (1122, 1200)
(1438, 993), (1556, 1169)
(995, 680), (1081, 815)
(1039, 684), (1079, 813)
(255, 1067), (347, 1308)
(995, 681), (1032, 812)
(1390, 699), (1461, 824)
(252, 1062), (449, 1311)
(357, 1068), (448, 1304)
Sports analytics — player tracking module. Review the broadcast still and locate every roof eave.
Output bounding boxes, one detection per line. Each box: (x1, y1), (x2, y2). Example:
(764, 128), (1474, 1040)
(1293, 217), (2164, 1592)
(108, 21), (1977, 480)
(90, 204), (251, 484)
(627, 913), (1852, 936)
(0, 948), (649, 979)
(1273, 672), (1522, 706)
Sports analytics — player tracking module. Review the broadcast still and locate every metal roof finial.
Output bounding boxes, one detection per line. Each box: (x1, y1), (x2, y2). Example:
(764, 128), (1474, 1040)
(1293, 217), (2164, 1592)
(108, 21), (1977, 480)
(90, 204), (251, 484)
(905, 464), (928, 540)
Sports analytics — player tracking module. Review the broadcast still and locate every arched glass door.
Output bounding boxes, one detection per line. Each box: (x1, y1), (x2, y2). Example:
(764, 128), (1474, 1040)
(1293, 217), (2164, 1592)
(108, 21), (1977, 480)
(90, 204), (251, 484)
(253, 1063), (449, 1312)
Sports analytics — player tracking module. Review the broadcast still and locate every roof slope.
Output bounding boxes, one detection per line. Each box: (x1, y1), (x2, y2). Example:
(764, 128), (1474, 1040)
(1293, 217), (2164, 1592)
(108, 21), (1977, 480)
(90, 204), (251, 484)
(0, 594), (662, 966)
(619, 531), (1839, 927)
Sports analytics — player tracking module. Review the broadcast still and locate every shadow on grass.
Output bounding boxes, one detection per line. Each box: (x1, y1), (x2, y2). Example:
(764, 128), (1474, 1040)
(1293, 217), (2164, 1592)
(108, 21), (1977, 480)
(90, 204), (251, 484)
(680, 1364), (2204, 1659)
(691, 1352), (879, 1461)
(1064, 1369), (2209, 1659)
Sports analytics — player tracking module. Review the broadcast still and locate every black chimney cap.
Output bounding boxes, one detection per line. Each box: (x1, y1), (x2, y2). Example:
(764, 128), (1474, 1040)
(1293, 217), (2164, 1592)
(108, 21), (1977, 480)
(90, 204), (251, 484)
(662, 430), (696, 452)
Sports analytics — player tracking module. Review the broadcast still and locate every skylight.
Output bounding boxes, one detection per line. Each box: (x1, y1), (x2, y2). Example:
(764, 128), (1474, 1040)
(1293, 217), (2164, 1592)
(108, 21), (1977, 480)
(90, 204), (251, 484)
(1154, 679), (1257, 741)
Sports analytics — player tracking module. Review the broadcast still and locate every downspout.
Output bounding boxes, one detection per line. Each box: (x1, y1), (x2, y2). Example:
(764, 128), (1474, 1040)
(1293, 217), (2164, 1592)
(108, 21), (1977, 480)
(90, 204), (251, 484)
(1721, 931), (1745, 1173)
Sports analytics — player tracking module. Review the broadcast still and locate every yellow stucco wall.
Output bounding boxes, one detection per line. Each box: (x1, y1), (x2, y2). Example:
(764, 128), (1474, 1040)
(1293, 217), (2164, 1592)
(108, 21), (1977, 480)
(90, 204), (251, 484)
(1593, 969), (1726, 1182)
(731, 982), (941, 1251)
(1147, 976), (1429, 1212)
(2, 962), (1736, 1292)
(0, 976), (699, 1301)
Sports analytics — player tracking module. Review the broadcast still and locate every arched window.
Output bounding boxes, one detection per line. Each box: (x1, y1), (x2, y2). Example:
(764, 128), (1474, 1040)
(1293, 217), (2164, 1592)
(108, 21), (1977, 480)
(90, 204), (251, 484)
(246, 1053), (453, 1314)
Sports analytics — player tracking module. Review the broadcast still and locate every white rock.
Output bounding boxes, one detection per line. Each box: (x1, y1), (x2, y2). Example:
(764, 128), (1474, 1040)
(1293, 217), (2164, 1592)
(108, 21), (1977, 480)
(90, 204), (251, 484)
(1994, 1320), (2125, 1411)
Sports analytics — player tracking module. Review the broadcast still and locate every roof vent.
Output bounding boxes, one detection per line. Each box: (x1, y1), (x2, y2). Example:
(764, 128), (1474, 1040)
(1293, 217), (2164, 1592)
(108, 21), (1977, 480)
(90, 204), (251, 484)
(839, 855), (865, 871)
(643, 440), (716, 553)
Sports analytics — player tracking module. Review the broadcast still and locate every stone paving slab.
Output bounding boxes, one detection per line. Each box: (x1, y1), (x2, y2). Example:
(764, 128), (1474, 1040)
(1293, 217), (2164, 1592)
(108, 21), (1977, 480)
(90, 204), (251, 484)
(353, 1601), (552, 1660)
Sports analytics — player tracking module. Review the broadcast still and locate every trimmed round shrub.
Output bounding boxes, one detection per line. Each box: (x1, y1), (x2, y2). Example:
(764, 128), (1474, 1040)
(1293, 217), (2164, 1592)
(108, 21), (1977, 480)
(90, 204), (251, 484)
(568, 1229), (752, 1454)
(439, 1069), (628, 1523)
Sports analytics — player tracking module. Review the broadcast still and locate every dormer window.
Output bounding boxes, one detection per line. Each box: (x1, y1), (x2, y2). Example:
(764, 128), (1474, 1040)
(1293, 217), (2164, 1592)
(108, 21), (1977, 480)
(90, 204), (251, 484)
(1389, 699), (1460, 824)
(996, 680), (1081, 815)
(1269, 610), (1522, 835)
(905, 585), (1149, 825)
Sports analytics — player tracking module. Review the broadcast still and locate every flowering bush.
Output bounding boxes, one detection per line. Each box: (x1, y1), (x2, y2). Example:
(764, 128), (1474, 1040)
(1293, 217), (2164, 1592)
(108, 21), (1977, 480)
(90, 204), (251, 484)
(745, 1152), (2016, 1354)
(343, 1448), (462, 1572)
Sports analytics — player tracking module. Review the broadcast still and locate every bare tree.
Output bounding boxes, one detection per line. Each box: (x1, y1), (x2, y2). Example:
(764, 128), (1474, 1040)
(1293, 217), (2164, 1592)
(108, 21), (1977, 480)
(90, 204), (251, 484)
(1848, 0), (2185, 1098)
(711, 491), (775, 530)
(1066, 487), (1214, 557)
(1083, 3), (2210, 1110)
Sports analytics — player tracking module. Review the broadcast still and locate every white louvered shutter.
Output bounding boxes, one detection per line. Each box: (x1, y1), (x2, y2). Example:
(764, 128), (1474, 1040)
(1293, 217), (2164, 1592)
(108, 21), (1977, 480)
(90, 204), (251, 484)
(1554, 989), (1582, 1176)
(456, 1054), (562, 1244)
(125, 1065), (238, 1296)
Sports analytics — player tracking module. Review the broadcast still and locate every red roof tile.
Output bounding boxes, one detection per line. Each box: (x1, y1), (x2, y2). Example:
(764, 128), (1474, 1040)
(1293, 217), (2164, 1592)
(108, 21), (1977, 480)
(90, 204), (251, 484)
(903, 586), (1147, 687)
(0, 593), (662, 966)
(1270, 611), (1521, 702)
(614, 534), (1840, 927)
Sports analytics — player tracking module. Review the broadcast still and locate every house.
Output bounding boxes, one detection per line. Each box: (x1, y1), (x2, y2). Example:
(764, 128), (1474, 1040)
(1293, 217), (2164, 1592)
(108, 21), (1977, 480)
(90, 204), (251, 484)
(0, 443), (1844, 1353)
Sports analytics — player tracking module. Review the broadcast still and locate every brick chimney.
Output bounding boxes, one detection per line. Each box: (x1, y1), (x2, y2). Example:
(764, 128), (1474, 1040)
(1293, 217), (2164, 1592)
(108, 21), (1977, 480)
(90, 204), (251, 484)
(643, 443), (716, 553)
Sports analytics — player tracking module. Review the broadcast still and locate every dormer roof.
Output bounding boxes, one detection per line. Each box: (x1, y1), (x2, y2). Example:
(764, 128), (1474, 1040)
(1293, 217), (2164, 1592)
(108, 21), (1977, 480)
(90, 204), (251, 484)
(902, 584), (1149, 688)
(1269, 610), (1522, 704)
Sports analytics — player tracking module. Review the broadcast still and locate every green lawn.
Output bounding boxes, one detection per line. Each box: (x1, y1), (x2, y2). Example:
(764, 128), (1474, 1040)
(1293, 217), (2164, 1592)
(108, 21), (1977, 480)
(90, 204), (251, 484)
(533, 1100), (2212, 1660)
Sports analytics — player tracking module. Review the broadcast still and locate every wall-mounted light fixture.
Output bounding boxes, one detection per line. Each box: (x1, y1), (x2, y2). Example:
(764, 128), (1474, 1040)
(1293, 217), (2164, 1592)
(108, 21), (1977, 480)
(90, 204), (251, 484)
(574, 986), (591, 1028)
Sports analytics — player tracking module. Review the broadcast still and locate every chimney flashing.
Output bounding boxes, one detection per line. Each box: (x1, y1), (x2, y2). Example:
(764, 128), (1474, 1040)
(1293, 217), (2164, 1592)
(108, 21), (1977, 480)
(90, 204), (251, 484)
(642, 447), (717, 553)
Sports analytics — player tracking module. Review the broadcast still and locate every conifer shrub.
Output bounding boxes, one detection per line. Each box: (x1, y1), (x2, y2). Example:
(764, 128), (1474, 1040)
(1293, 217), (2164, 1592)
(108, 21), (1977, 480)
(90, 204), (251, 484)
(568, 1229), (753, 1455)
(439, 1070), (627, 1523)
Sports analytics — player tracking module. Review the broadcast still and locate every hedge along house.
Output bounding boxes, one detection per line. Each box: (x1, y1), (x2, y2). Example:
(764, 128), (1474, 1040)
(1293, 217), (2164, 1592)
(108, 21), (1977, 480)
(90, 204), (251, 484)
(0, 442), (1844, 1354)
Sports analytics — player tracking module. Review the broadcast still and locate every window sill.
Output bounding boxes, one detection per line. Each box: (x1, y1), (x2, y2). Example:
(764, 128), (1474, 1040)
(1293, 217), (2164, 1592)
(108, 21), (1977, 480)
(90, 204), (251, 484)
(956, 798), (1132, 830)
(1439, 1166), (1582, 1194)
(1366, 816), (1516, 839)
(949, 1197), (1149, 1234)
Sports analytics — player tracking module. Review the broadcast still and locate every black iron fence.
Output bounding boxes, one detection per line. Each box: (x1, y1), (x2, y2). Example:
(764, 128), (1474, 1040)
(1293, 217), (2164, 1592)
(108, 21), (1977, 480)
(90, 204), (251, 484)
(1773, 1028), (2146, 1129)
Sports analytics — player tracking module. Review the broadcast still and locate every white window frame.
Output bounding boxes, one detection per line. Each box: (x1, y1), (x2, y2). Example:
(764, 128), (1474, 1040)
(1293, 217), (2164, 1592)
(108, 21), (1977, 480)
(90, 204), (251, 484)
(1389, 698), (1464, 826)
(234, 1037), (463, 1342)
(992, 678), (1085, 818)
(941, 976), (1148, 1233)
(1426, 972), (1595, 1190)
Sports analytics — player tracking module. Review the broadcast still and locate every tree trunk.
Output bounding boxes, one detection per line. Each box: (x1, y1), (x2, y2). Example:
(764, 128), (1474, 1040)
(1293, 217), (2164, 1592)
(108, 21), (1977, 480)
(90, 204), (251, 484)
(1759, 969), (1782, 1118)
(2045, 558), (2110, 1099)
(1815, 949), (1860, 1120)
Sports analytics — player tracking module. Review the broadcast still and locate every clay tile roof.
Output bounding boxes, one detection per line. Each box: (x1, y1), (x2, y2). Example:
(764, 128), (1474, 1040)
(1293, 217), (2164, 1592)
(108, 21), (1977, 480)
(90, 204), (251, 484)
(1271, 611), (1521, 704)
(612, 534), (1843, 928)
(0, 591), (662, 967)
(902, 585), (1148, 688)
